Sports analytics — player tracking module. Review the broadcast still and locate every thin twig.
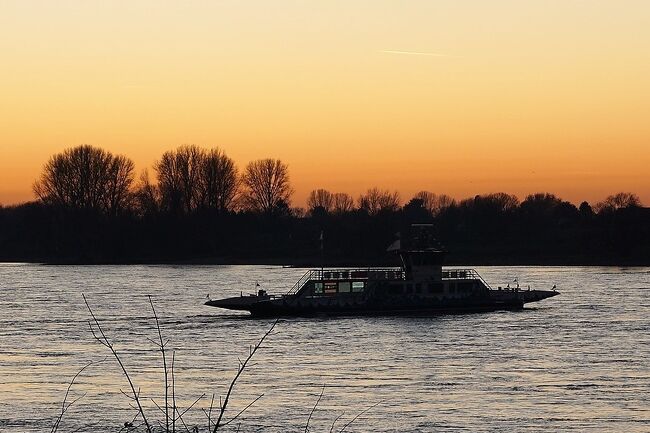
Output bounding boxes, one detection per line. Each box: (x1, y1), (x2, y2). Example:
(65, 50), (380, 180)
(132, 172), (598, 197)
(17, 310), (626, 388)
(212, 319), (278, 433)
(150, 398), (167, 418)
(221, 394), (264, 427)
(207, 393), (215, 432)
(173, 405), (191, 433)
(83, 294), (152, 433)
(176, 393), (206, 421)
(148, 295), (170, 433)
(338, 401), (382, 433)
(329, 412), (345, 433)
(51, 358), (105, 433)
(304, 384), (325, 433)
(172, 351), (177, 433)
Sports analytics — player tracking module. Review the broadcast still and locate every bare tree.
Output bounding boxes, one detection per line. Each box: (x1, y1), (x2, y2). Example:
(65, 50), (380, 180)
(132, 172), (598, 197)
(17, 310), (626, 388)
(241, 159), (293, 214)
(459, 193), (520, 216)
(413, 191), (456, 216)
(594, 192), (642, 213)
(519, 192), (563, 216)
(33, 145), (135, 215)
(332, 193), (355, 214)
(197, 148), (239, 213)
(291, 207), (307, 218)
(155, 145), (205, 214)
(358, 188), (400, 215)
(133, 169), (160, 217)
(83, 294), (152, 433)
(484, 192), (520, 212)
(307, 189), (334, 214)
(104, 155), (136, 215)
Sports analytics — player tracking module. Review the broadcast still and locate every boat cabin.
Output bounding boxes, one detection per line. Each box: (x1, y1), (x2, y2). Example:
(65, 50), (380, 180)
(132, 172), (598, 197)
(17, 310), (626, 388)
(291, 248), (490, 300)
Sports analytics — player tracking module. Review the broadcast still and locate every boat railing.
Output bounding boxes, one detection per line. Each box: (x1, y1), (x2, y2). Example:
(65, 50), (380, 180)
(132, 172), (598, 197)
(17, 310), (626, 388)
(286, 267), (491, 295)
(443, 268), (492, 289)
(286, 268), (404, 295)
(286, 270), (315, 295)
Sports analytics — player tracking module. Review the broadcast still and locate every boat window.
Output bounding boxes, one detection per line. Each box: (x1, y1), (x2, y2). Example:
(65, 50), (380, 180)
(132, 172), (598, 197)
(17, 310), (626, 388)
(352, 281), (365, 292)
(406, 284), (413, 293)
(428, 282), (443, 293)
(414, 283), (422, 294)
(389, 284), (403, 295)
(324, 282), (337, 294)
(314, 282), (324, 294)
(459, 282), (473, 292)
(338, 282), (351, 293)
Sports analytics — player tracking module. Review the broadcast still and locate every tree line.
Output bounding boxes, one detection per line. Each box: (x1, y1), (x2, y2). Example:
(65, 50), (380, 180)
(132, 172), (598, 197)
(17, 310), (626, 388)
(0, 144), (648, 265)
(32, 144), (292, 216)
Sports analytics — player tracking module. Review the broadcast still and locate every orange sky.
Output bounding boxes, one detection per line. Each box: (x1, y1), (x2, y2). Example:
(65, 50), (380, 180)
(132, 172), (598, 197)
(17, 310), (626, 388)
(1, 1), (649, 207)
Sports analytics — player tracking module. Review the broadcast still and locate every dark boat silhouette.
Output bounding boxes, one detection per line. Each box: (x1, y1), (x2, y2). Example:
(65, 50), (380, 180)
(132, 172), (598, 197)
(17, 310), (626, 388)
(205, 226), (559, 317)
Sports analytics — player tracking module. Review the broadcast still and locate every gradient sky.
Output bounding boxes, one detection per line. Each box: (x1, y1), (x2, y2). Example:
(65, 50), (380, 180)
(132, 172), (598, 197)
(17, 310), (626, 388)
(1, 1), (649, 207)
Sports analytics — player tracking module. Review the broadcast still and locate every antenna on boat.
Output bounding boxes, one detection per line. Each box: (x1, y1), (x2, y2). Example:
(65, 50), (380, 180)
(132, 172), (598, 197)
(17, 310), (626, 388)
(320, 230), (324, 279)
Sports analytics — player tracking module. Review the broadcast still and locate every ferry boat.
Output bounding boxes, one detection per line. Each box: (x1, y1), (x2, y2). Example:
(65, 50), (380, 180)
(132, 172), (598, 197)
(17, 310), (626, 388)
(205, 228), (559, 317)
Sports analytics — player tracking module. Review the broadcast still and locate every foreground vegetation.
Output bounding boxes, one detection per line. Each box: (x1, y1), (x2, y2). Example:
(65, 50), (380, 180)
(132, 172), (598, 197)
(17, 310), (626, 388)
(1, 145), (648, 265)
(53, 296), (376, 432)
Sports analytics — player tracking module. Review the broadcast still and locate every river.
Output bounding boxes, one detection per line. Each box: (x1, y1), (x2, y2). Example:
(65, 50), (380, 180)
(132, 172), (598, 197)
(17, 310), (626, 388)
(0, 264), (648, 432)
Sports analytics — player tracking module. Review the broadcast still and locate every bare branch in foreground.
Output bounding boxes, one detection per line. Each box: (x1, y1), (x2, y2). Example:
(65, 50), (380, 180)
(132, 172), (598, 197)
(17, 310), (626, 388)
(212, 319), (279, 432)
(148, 295), (170, 433)
(338, 401), (383, 433)
(175, 392), (205, 433)
(171, 351), (176, 433)
(203, 393), (216, 432)
(51, 358), (105, 433)
(221, 394), (264, 427)
(329, 412), (345, 433)
(304, 384), (325, 433)
(83, 293), (152, 433)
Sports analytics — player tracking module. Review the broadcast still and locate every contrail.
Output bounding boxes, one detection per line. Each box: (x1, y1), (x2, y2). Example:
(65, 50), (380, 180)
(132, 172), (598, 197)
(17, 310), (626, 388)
(380, 50), (449, 57)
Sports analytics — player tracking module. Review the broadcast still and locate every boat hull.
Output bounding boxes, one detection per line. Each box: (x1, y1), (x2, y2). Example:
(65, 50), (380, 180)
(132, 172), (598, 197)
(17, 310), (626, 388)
(206, 290), (559, 318)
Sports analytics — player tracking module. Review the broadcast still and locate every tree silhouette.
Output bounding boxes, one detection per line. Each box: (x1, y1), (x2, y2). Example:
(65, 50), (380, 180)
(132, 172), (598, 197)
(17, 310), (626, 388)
(520, 193), (564, 217)
(155, 145), (240, 215)
(133, 169), (160, 217)
(358, 188), (400, 215)
(33, 144), (134, 215)
(578, 201), (593, 217)
(594, 192), (642, 213)
(307, 189), (334, 214)
(155, 145), (204, 214)
(332, 192), (355, 214)
(241, 159), (292, 214)
(413, 191), (456, 216)
(197, 148), (239, 213)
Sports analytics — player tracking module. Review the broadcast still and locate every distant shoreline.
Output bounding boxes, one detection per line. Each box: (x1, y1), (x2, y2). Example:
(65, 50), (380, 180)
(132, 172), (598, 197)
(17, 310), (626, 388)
(5, 255), (649, 267)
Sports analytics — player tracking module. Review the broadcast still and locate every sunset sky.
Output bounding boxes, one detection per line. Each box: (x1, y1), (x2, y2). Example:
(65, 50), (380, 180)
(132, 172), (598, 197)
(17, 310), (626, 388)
(1, 1), (649, 207)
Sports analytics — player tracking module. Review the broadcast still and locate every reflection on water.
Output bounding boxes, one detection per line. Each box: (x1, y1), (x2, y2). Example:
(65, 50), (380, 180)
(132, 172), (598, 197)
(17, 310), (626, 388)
(0, 264), (649, 432)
